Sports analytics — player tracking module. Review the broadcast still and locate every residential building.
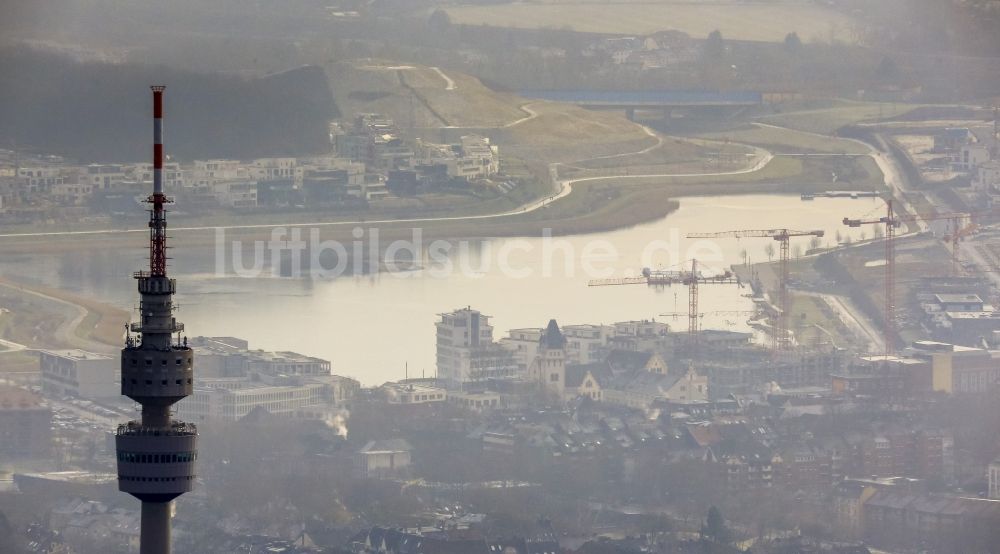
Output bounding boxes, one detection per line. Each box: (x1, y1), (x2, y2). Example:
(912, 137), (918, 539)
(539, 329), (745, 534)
(832, 479), (893, 540)
(85, 164), (126, 189)
(128, 162), (185, 189)
(436, 308), (512, 385)
(0, 385), (52, 459)
(249, 157), (301, 185)
(562, 324), (615, 364)
(381, 381), (447, 405)
(335, 114), (413, 170)
(39, 349), (117, 399)
(189, 159), (246, 187)
(499, 327), (543, 371)
(956, 143), (991, 171)
(603, 363), (707, 410)
(17, 166), (66, 193)
(448, 390), (502, 412)
(419, 135), (500, 181)
(863, 491), (1000, 550)
(355, 439), (412, 479)
(607, 319), (670, 351)
(972, 160), (1000, 192)
(564, 362), (611, 402)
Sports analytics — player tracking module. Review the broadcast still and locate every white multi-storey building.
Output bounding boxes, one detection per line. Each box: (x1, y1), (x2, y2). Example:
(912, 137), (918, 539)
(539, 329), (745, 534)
(562, 324), (615, 364)
(39, 350), (117, 399)
(86, 164), (127, 189)
(499, 327), (543, 371)
(250, 158), (302, 185)
(973, 160), (1000, 192)
(436, 308), (507, 384)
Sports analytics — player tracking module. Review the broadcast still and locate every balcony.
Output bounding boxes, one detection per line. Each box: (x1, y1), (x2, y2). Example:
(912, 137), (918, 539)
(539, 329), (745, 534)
(117, 421), (197, 437)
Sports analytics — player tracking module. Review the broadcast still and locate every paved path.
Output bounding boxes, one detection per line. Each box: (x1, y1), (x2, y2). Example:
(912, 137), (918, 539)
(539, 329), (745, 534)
(0, 133), (774, 240)
(754, 122), (928, 232)
(429, 66), (456, 91)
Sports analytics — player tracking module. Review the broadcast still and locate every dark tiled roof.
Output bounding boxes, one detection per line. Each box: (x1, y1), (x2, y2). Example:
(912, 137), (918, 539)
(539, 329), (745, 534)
(605, 349), (653, 372)
(565, 362), (612, 388)
(540, 319), (566, 349)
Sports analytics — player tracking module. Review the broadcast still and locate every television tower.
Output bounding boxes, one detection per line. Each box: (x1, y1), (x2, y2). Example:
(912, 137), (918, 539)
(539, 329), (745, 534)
(115, 86), (197, 554)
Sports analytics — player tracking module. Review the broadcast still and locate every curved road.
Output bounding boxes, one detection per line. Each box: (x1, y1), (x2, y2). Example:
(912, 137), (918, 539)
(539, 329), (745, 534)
(753, 122), (928, 232)
(0, 132), (775, 241)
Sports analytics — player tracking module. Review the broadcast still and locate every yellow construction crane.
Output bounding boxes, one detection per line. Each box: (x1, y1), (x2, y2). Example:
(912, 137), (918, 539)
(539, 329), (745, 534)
(686, 229), (825, 351)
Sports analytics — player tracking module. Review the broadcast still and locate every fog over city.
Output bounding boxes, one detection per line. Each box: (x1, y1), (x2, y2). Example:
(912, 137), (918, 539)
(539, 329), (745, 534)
(0, 1), (999, 553)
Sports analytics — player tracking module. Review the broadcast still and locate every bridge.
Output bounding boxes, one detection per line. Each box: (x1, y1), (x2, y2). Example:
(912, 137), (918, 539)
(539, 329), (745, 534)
(519, 90), (763, 120)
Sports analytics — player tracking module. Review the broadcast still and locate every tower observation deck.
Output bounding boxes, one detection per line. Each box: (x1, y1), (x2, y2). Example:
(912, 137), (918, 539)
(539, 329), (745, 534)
(115, 86), (197, 554)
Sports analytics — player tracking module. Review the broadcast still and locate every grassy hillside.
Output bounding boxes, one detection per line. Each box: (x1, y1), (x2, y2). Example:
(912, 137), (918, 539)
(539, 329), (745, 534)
(327, 61), (692, 165)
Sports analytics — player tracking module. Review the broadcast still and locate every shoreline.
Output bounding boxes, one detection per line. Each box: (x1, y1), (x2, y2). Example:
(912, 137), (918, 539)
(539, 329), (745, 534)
(0, 179), (878, 255)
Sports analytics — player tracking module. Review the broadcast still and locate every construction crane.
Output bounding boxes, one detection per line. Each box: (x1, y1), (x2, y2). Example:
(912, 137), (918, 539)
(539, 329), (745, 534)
(844, 198), (902, 356)
(588, 259), (740, 343)
(846, 202), (995, 356)
(944, 218), (979, 276)
(686, 229), (824, 351)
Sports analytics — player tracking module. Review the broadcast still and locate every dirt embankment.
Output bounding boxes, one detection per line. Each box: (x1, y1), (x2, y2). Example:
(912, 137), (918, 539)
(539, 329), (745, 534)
(0, 277), (126, 349)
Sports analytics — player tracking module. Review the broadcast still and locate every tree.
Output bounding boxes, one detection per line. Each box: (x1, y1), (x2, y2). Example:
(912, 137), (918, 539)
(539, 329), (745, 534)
(701, 505), (731, 544)
(740, 248), (748, 267)
(835, 230), (843, 244)
(764, 242), (776, 262)
(705, 30), (725, 61)
(784, 32), (803, 53)
(809, 236), (822, 252)
(428, 9), (451, 33)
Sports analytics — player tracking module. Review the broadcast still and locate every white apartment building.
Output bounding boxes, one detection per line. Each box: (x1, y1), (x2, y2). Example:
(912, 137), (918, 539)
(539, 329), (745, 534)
(210, 180), (257, 208)
(17, 167), (66, 192)
(973, 160), (1000, 192)
(189, 160), (247, 188)
(419, 135), (499, 181)
(39, 350), (117, 399)
(499, 327), (543, 371)
(381, 382), (447, 405)
(562, 324), (615, 364)
(250, 158), (302, 185)
(86, 164), (127, 189)
(956, 144), (991, 172)
(128, 162), (185, 189)
(356, 439), (412, 479)
(436, 308), (495, 384)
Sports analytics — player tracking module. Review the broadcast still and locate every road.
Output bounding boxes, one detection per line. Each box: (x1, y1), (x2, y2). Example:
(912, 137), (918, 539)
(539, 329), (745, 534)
(753, 123), (928, 232)
(0, 280), (109, 353)
(0, 133), (774, 241)
(796, 290), (884, 353)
